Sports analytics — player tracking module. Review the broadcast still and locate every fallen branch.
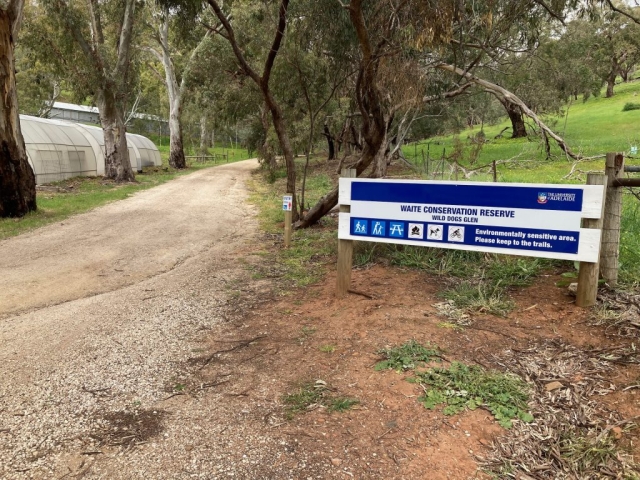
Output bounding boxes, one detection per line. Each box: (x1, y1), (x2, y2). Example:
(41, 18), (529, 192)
(437, 64), (580, 160)
(348, 288), (377, 299)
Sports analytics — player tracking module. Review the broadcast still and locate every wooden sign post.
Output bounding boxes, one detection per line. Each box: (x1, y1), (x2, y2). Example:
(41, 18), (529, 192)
(576, 174), (607, 307)
(283, 194), (293, 248)
(337, 169), (357, 297)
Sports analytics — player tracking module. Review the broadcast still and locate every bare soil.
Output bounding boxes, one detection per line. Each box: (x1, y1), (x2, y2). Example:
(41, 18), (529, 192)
(1, 161), (638, 479)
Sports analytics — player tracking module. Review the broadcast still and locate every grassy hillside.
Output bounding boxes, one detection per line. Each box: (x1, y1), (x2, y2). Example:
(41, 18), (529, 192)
(402, 80), (640, 287)
(404, 80), (640, 183)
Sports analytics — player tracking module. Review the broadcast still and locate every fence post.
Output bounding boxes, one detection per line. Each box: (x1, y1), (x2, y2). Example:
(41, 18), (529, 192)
(576, 173), (607, 308)
(600, 152), (624, 286)
(337, 168), (357, 297)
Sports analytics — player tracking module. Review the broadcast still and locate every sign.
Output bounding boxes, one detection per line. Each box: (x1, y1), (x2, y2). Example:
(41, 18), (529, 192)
(282, 195), (293, 212)
(338, 179), (606, 262)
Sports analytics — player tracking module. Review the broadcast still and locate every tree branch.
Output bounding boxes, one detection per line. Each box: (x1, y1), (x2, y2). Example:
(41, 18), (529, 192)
(262, 0), (290, 87)
(436, 63), (580, 160)
(603, 0), (640, 26)
(114, 0), (136, 78)
(206, 0), (262, 85)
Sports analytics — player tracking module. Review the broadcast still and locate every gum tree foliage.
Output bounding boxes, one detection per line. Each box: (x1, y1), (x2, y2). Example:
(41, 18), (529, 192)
(21, 0), (141, 182)
(0, 0), (37, 217)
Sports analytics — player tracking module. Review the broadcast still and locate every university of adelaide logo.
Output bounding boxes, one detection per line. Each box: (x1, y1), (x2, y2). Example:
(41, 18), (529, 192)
(537, 192), (548, 204)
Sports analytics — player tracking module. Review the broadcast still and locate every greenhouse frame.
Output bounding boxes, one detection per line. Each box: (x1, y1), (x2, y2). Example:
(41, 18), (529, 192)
(20, 115), (162, 184)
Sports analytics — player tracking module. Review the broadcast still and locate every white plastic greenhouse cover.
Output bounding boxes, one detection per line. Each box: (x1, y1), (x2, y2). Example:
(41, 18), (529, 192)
(20, 115), (162, 184)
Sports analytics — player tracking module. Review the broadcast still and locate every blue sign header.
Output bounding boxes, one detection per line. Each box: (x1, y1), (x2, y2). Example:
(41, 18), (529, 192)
(351, 181), (583, 212)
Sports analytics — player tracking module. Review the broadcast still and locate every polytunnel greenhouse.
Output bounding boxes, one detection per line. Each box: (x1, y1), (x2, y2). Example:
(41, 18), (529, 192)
(20, 115), (162, 184)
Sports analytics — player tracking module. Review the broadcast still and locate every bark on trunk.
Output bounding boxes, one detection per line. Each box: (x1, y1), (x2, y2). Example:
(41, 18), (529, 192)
(606, 72), (616, 98)
(0, 8), (36, 217)
(155, 14), (187, 170)
(323, 124), (335, 160)
(199, 115), (208, 155)
(168, 97), (186, 169)
(259, 106), (276, 170)
(96, 86), (135, 182)
(502, 100), (527, 138)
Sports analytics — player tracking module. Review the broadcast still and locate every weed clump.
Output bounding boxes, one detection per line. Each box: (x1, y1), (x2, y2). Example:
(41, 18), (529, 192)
(283, 380), (359, 418)
(375, 340), (441, 372)
(414, 362), (533, 429)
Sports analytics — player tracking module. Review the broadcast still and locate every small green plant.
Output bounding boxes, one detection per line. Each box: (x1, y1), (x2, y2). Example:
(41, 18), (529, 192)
(375, 340), (441, 372)
(319, 344), (336, 353)
(283, 380), (359, 418)
(283, 382), (325, 417)
(623, 102), (640, 111)
(414, 362), (533, 429)
(437, 321), (464, 331)
(328, 397), (359, 412)
(486, 257), (542, 287)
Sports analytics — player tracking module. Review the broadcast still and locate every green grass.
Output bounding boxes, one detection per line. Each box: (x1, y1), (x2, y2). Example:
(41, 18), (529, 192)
(405, 80), (640, 178)
(375, 341), (533, 429)
(441, 280), (515, 317)
(248, 159), (338, 289)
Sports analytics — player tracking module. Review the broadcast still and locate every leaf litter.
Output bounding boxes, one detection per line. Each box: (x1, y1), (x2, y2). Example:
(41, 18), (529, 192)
(481, 340), (640, 479)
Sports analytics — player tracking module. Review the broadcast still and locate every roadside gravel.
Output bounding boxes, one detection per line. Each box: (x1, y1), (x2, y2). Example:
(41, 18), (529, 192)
(0, 160), (306, 479)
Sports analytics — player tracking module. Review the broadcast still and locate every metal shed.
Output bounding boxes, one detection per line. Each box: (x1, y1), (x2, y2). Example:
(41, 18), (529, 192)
(20, 115), (162, 184)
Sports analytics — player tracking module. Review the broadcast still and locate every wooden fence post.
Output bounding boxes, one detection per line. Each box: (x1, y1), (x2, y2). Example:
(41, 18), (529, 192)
(336, 168), (357, 297)
(576, 173), (607, 308)
(600, 152), (624, 286)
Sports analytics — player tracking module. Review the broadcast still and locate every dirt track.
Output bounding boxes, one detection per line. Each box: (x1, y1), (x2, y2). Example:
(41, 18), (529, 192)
(0, 160), (278, 479)
(0, 160), (258, 319)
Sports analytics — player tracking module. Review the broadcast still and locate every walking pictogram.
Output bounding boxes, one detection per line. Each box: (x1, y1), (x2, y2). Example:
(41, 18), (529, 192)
(353, 219), (368, 235)
(372, 221), (386, 237)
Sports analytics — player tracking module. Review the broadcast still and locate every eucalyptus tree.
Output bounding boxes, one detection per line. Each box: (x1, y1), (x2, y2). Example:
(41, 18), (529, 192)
(0, 0), (37, 217)
(145, 5), (213, 168)
(21, 0), (140, 182)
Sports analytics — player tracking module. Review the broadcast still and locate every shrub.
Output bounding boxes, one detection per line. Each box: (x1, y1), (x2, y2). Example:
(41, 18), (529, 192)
(622, 102), (640, 111)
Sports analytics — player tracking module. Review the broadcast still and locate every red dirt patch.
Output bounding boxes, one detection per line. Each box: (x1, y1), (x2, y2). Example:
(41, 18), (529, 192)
(194, 264), (639, 478)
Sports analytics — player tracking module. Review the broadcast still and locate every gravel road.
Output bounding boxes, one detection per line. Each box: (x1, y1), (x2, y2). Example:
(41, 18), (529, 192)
(0, 160), (296, 479)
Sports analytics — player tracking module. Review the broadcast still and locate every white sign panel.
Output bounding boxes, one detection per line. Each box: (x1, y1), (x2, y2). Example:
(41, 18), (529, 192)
(338, 179), (606, 263)
(282, 195), (293, 212)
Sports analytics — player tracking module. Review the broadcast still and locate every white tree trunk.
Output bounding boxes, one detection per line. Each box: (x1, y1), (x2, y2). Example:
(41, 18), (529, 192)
(96, 85), (135, 182)
(199, 115), (208, 155)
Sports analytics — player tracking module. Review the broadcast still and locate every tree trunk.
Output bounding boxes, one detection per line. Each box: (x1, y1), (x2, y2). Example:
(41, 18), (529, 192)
(96, 85), (135, 182)
(605, 72), (616, 98)
(259, 105), (276, 170)
(0, 8), (36, 217)
(156, 15), (187, 170)
(168, 100), (186, 168)
(199, 115), (208, 155)
(500, 100), (527, 138)
(264, 89), (297, 219)
(323, 124), (335, 160)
